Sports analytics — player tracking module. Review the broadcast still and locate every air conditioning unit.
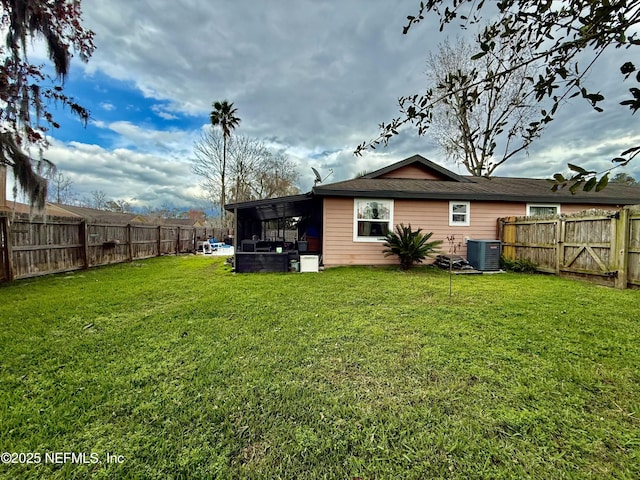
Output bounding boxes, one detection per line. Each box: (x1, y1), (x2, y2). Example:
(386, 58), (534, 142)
(466, 240), (501, 271)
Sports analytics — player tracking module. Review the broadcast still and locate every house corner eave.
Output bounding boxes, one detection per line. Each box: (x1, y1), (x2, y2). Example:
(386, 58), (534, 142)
(361, 154), (473, 183)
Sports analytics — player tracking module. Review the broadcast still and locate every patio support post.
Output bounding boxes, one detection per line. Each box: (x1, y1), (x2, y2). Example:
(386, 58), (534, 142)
(233, 207), (238, 252)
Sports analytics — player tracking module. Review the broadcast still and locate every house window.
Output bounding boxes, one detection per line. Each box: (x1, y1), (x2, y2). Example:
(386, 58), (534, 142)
(449, 201), (470, 226)
(354, 199), (393, 242)
(527, 204), (560, 216)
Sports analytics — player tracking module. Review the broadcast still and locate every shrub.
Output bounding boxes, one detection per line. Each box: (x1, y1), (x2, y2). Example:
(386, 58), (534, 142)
(500, 255), (538, 273)
(382, 223), (442, 270)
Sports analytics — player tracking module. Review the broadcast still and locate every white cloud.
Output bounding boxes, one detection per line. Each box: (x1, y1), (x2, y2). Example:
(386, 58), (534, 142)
(151, 104), (179, 120)
(44, 139), (201, 208)
(28, 0), (639, 208)
(97, 121), (196, 156)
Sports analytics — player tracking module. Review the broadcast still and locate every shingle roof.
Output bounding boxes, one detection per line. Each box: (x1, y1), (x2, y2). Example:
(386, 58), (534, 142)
(162, 218), (207, 227)
(49, 204), (149, 224)
(225, 193), (317, 221)
(314, 168), (640, 205)
(0, 201), (78, 217)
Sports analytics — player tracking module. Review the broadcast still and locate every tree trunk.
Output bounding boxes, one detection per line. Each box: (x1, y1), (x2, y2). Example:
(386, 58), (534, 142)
(221, 135), (227, 221)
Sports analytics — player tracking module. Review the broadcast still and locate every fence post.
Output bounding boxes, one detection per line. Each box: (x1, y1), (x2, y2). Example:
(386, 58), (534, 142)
(615, 207), (630, 289)
(498, 217), (516, 260)
(157, 225), (162, 257)
(555, 218), (563, 275)
(127, 224), (133, 261)
(176, 227), (180, 255)
(1, 216), (14, 281)
(79, 220), (89, 269)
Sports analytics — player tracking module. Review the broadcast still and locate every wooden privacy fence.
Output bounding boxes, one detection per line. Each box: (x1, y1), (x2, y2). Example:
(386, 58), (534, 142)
(499, 205), (640, 289)
(0, 214), (225, 282)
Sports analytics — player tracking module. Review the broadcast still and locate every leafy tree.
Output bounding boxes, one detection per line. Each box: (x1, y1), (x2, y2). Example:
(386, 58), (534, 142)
(610, 172), (638, 185)
(104, 199), (132, 213)
(187, 209), (206, 221)
(419, 38), (539, 176)
(209, 100), (240, 220)
(0, 0), (95, 209)
(146, 202), (182, 220)
(357, 0), (640, 190)
(382, 223), (442, 270)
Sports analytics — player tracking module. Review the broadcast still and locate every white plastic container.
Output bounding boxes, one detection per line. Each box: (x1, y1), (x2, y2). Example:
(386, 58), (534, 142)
(299, 255), (319, 273)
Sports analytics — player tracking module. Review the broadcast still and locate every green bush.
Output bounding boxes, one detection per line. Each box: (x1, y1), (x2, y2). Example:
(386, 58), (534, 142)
(382, 223), (442, 270)
(500, 255), (538, 273)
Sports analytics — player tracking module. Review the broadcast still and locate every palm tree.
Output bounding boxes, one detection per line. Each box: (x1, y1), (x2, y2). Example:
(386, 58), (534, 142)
(382, 223), (442, 270)
(210, 100), (241, 220)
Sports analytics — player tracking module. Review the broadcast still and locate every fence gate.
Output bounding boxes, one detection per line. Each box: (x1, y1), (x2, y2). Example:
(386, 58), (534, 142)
(559, 214), (616, 277)
(500, 206), (640, 289)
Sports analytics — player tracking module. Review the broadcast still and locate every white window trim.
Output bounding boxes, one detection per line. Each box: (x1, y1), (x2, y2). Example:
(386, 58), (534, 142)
(449, 201), (470, 227)
(353, 199), (394, 242)
(526, 203), (561, 216)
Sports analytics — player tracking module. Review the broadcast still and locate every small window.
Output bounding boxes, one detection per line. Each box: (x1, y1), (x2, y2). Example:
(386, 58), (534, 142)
(527, 204), (560, 216)
(449, 201), (470, 226)
(354, 199), (393, 242)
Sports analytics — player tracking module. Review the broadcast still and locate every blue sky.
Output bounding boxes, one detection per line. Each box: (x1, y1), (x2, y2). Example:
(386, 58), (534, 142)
(10, 0), (640, 210)
(53, 71), (197, 145)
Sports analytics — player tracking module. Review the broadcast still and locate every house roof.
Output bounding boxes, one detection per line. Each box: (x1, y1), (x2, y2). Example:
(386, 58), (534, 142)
(225, 193), (317, 221)
(313, 156), (640, 205)
(223, 156), (640, 215)
(0, 201), (79, 217)
(161, 218), (207, 227)
(361, 154), (473, 182)
(49, 204), (150, 224)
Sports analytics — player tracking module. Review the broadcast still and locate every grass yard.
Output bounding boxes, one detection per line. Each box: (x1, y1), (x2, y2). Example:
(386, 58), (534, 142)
(0, 255), (639, 479)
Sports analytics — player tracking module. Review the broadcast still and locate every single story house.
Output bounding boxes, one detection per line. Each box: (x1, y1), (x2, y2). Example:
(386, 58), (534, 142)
(49, 203), (150, 224)
(226, 155), (640, 269)
(158, 217), (209, 228)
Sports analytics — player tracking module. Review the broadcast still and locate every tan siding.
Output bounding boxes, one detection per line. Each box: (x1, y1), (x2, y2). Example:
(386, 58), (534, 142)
(393, 200), (524, 260)
(322, 198), (625, 267)
(323, 197), (394, 266)
(378, 165), (444, 180)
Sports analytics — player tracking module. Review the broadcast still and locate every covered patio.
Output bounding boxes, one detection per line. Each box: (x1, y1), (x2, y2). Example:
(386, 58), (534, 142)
(225, 193), (323, 273)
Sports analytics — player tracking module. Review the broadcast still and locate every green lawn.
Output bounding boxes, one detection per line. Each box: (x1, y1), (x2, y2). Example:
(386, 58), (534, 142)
(1, 256), (639, 479)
